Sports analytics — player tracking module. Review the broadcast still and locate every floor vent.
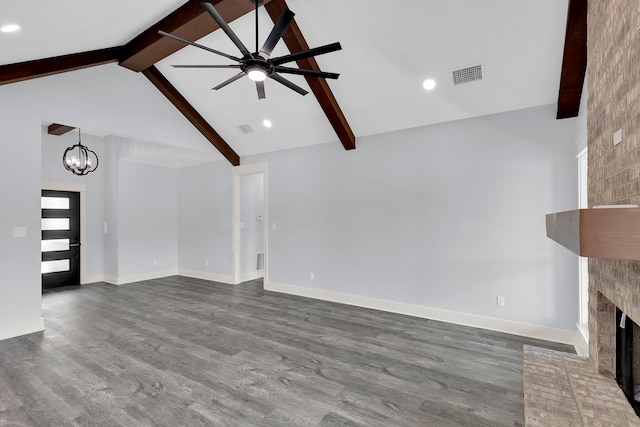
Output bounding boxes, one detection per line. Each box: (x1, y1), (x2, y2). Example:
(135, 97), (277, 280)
(452, 64), (483, 85)
(238, 124), (254, 134)
(256, 252), (264, 271)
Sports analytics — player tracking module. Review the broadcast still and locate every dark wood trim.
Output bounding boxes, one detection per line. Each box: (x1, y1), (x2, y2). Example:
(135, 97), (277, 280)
(120, 0), (273, 72)
(48, 124), (76, 136)
(0, 47), (123, 86)
(556, 0), (587, 119)
(264, 0), (356, 150)
(142, 66), (240, 166)
(546, 208), (640, 260)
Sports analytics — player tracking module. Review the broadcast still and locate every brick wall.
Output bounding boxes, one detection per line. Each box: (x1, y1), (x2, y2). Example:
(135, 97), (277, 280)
(588, 0), (640, 373)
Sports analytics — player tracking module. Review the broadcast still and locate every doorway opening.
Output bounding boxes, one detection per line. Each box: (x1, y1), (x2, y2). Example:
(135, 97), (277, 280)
(231, 163), (268, 285)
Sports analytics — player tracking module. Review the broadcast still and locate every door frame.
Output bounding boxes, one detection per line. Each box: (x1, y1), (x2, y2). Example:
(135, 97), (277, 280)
(231, 163), (268, 285)
(577, 146), (589, 343)
(41, 181), (87, 284)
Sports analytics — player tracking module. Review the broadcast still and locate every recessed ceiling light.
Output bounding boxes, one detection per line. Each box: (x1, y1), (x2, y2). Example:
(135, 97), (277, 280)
(423, 79), (436, 90)
(263, 120), (273, 128)
(1, 24), (20, 33)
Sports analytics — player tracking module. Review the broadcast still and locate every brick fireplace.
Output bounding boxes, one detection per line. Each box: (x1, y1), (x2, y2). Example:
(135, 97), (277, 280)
(587, 0), (640, 377)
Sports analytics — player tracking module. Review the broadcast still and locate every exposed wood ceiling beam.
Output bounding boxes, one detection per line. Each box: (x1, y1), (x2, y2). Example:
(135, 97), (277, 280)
(120, 0), (273, 72)
(0, 47), (123, 86)
(143, 66), (240, 166)
(265, 0), (356, 150)
(556, 0), (587, 119)
(48, 124), (76, 136)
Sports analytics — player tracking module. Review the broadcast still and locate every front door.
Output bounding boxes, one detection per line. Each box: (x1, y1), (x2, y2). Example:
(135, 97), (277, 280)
(41, 190), (80, 290)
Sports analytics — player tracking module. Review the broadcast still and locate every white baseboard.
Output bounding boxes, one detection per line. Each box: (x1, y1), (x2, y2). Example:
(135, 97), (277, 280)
(104, 270), (178, 286)
(178, 269), (234, 285)
(265, 281), (583, 351)
(82, 275), (106, 285)
(0, 317), (45, 341)
(241, 271), (264, 283)
(103, 275), (118, 285)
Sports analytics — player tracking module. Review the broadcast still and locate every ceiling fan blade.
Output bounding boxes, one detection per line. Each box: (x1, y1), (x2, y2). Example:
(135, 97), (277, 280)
(172, 64), (241, 69)
(158, 30), (240, 61)
(271, 42), (342, 66)
(269, 73), (308, 96)
(256, 80), (266, 99)
(201, 2), (251, 56)
(258, 9), (295, 60)
(212, 72), (245, 90)
(274, 66), (339, 79)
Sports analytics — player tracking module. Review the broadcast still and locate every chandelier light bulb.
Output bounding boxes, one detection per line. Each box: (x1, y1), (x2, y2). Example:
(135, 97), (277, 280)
(62, 129), (99, 176)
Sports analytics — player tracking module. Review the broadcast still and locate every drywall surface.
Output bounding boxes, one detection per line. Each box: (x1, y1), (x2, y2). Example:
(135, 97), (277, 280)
(117, 161), (178, 279)
(177, 161), (233, 277)
(247, 104), (581, 330)
(0, 112), (43, 338)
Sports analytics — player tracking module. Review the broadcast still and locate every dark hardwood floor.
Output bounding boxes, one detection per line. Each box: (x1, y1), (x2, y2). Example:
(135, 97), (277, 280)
(0, 277), (573, 426)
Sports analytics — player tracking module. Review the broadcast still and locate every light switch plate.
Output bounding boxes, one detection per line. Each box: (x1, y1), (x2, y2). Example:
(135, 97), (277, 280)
(12, 227), (27, 237)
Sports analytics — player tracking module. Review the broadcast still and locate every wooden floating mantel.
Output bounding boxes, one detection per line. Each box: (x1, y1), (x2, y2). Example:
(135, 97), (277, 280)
(546, 207), (640, 260)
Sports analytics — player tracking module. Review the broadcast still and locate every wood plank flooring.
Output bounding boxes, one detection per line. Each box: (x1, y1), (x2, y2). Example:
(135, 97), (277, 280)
(0, 277), (573, 426)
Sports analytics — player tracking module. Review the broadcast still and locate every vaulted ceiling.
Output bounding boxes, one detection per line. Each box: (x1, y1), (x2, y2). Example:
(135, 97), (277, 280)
(0, 0), (585, 165)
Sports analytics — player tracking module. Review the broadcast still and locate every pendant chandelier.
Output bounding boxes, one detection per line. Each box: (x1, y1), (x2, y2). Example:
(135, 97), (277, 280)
(62, 128), (98, 176)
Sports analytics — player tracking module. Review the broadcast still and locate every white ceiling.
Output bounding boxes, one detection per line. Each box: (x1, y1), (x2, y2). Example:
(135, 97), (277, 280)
(1, 0), (569, 161)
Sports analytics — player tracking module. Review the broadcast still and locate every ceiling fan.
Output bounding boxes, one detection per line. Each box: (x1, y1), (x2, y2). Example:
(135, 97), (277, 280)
(158, 1), (342, 99)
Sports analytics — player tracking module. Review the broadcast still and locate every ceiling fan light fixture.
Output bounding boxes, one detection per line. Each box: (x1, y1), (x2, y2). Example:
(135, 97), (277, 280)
(247, 67), (267, 82)
(160, 2), (341, 99)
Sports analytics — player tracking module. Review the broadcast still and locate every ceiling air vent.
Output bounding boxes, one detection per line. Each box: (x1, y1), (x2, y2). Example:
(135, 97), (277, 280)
(452, 64), (483, 86)
(238, 124), (254, 134)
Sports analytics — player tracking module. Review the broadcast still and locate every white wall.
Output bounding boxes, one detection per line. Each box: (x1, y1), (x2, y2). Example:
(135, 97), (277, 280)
(240, 173), (264, 278)
(177, 161), (233, 281)
(0, 113), (43, 340)
(117, 161), (178, 281)
(243, 104), (581, 332)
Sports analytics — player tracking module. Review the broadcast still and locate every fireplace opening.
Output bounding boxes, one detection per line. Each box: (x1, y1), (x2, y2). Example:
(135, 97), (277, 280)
(615, 307), (640, 416)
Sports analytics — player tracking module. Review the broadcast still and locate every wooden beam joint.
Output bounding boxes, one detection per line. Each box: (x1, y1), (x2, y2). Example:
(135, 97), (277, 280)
(48, 124), (76, 136)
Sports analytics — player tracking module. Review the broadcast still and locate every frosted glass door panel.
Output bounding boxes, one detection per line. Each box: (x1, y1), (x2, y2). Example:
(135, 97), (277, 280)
(41, 239), (70, 253)
(41, 259), (70, 274)
(41, 218), (70, 231)
(41, 197), (69, 210)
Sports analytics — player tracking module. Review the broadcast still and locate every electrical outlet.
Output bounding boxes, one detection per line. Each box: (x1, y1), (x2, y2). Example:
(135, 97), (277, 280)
(310, 272), (315, 280)
(497, 296), (506, 306)
(153, 259), (158, 266)
(205, 260), (209, 266)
